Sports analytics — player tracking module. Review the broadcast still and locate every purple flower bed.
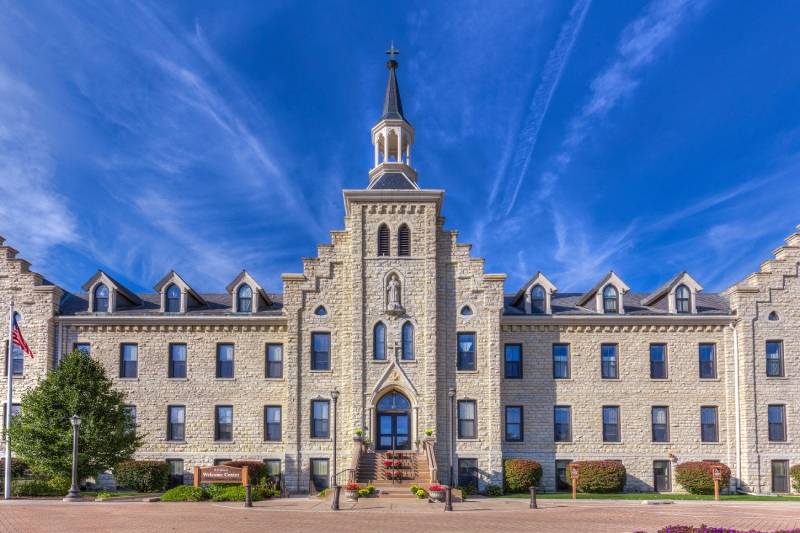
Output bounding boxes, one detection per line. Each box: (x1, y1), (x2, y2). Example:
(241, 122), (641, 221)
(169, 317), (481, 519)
(635, 527), (800, 533)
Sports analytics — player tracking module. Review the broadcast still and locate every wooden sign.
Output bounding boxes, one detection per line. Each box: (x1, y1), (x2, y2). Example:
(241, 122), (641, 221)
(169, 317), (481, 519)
(570, 465), (579, 479)
(712, 467), (722, 481)
(193, 465), (249, 487)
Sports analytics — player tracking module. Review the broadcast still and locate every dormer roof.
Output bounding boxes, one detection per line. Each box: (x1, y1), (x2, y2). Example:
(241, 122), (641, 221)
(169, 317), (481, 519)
(81, 270), (141, 306)
(153, 270), (206, 306)
(511, 272), (557, 307)
(576, 271), (630, 308)
(226, 270), (272, 306)
(641, 271), (703, 307)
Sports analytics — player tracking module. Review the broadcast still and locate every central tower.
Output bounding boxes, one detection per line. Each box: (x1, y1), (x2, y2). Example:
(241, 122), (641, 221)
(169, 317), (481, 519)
(368, 43), (417, 189)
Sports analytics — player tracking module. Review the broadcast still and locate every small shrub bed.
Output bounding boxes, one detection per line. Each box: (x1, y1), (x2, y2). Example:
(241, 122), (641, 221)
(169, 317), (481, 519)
(484, 484), (503, 497)
(0, 458), (30, 480)
(568, 461), (626, 493)
(11, 478), (67, 497)
(675, 462), (731, 495)
(791, 464), (800, 492)
(161, 482), (276, 502)
(115, 460), (169, 492)
(503, 459), (543, 493)
(161, 486), (207, 502)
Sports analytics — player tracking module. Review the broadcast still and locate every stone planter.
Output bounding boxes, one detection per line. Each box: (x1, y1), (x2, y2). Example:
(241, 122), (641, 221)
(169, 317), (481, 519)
(345, 490), (359, 501)
(428, 490), (445, 501)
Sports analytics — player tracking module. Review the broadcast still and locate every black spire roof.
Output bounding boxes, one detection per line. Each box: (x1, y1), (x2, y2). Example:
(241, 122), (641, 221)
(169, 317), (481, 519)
(381, 44), (407, 122)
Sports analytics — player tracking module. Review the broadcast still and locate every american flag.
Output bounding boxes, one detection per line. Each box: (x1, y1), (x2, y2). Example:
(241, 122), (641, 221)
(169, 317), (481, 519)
(11, 312), (33, 358)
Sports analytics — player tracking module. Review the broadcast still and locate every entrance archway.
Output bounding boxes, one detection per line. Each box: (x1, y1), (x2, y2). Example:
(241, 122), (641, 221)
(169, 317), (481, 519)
(375, 391), (412, 450)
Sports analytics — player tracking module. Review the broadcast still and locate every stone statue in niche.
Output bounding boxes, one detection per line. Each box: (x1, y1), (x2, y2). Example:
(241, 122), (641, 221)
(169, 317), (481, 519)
(386, 273), (403, 313)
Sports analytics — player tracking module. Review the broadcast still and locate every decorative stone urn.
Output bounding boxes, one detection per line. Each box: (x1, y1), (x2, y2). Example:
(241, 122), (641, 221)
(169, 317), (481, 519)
(428, 484), (446, 501)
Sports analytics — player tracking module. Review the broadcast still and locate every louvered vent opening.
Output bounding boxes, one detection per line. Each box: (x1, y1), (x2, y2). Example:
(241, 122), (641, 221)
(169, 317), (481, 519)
(398, 225), (410, 256)
(378, 225), (390, 256)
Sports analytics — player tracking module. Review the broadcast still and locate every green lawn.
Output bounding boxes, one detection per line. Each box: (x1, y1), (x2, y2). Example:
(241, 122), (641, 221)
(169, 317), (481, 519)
(500, 492), (800, 502)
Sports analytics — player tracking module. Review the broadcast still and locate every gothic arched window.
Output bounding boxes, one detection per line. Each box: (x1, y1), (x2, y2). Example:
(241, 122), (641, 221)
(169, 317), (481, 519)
(237, 284), (253, 313)
(602, 285), (619, 314)
(165, 284), (181, 313)
(314, 305), (327, 316)
(401, 321), (414, 360)
(93, 284), (109, 312)
(398, 224), (411, 256)
(374, 322), (386, 361)
(675, 284), (690, 314)
(531, 285), (546, 314)
(460, 305), (473, 316)
(377, 224), (390, 256)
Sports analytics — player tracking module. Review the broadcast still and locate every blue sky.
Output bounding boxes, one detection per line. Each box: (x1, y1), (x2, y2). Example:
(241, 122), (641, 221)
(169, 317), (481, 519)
(1, 0), (799, 295)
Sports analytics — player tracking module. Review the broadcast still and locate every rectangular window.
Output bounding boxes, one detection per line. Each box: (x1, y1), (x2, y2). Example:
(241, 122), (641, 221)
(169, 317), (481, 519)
(216, 344), (234, 378)
(266, 344), (283, 378)
(772, 460), (789, 493)
(2, 403), (21, 430)
(10, 342), (23, 376)
(768, 405), (787, 442)
(554, 406), (572, 442)
(653, 460), (671, 492)
(120, 343), (138, 378)
(457, 400), (477, 439)
(73, 343), (91, 355)
(766, 341), (784, 377)
(699, 343), (717, 379)
(601, 344), (618, 379)
(651, 406), (670, 442)
(311, 400), (329, 438)
(123, 405), (136, 434)
(504, 344), (522, 379)
(602, 406), (620, 442)
(264, 459), (281, 485)
(505, 406), (523, 442)
(264, 405), (282, 442)
(311, 333), (330, 371)
(169, 343), (187, 378)
(166, 459), (184, 487)
(555, 460), (572, 491)
(458, 458), (478, 493)
(700, 406), (719, 442)
(167, 405), (185, 441)
(215, 405), (233, 442)
(553, 344), (570, 379)
(650, 344), (667, 379)
(311, 458), (329, 491)
(457, 333), (476, 371)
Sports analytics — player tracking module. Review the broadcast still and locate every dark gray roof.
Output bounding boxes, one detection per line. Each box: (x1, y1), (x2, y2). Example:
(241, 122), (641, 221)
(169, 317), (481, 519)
(59, 292), (283, 316)
(503, 292), (731, 316)
(369, 172), (417, 190)
(381, 60), (407, 122)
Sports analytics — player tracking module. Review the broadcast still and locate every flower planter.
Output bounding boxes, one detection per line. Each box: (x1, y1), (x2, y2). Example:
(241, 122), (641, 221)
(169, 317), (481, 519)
(428, 490), (444, 501)
(345, 490), (359, 501)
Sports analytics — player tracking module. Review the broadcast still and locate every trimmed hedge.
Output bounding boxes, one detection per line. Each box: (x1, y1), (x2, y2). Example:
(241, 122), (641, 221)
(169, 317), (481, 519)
(0, 458), (30, 480)
(484, 484), (503, 497)
(115, 460), (170, 492)
(222, 460), (266, 483)
(503, 459), (542, 492)
(791, 465), (800, 492)
(568, 461), (627, 493)
(161, 486), (207, 502)
(11, 477), (69, 497)
(675, 462), (731, 495)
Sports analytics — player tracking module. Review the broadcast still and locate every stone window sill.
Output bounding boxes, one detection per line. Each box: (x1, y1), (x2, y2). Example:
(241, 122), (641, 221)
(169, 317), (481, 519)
(699, 378), (721, 382)
(264, 377), (285, 382)
(215, 377), (236, 381)
(600, 378), (621, 382)
(370, 360), (389, 364)
(399, 359), (417, 364)
(310, 437), (332, 442)
(700, 441), (721, 445)
(602, 441), (624, 445)
(117, 378), (139, 382)
(650, 378), (671, 382)
(456, 370), (479, 374)
(310, 369), (333, 374)
(165, 440), (187, 444)
(766, 376), (789, 380)
(213, 440), (235, 445)
(168, 378), (189, 381)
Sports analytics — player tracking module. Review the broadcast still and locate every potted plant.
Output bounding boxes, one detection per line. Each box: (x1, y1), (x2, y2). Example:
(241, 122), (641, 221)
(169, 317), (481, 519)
(383, 459), (394, 468)
(344, 482), (360, 500)
(425, 428), (434, 437)
(428, 484), (446, 501)
(393, 459), (403, 468)
(354, 428), (364, 442)
(389, 470), (402, 480)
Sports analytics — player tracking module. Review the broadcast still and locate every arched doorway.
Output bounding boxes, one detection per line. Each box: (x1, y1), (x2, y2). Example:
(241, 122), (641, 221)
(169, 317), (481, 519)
(375, 391), (412, 450)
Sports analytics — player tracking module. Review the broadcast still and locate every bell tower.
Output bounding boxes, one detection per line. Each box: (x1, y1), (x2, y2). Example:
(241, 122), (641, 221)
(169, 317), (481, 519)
(368, 43), (417, 189)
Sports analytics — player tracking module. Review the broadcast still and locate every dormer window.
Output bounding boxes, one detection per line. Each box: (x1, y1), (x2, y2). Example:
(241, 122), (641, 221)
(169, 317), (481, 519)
(165, 284), (181, 313)
(94, 284), (109, 312)
(531, 285), (546, 314)
(237, 284), (253, 313)
(675, 285), (690, 314)
(602, 285), (619, 314)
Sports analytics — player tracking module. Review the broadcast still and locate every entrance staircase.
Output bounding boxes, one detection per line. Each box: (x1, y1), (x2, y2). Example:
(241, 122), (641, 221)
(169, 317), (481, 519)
(357, 450), (432, 499)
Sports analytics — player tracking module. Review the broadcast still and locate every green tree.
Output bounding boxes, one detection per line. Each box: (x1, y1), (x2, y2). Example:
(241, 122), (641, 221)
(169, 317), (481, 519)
(8, 351), (142, 481)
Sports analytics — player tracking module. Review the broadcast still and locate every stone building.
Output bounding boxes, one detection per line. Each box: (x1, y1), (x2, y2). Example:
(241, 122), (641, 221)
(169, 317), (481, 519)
(1, 53), (798, 495)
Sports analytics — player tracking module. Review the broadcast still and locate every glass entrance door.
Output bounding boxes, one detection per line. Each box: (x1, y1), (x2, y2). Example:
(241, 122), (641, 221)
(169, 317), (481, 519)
(377, 414), (410, 450)
(653, 460), (671, 492)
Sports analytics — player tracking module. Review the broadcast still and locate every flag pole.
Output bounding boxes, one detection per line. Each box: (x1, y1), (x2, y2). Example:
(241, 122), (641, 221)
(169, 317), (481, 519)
(4, 301), (14, 500)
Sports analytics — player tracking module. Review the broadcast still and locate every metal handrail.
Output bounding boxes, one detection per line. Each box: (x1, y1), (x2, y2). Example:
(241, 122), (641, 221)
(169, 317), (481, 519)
(335, 468), (355, 486)
(424, 439), (438, 483)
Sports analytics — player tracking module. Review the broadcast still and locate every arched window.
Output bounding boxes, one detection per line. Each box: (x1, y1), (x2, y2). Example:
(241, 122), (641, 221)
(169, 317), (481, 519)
(602, 285), (619, 314)
(768, 311), (779, 321)
(397, 224), (411, 256)
(373, 322), (386, 360)
(165, 284), (181, 313)
(377, 224), (390, 256)
(314, 305), (327, 316)
(93, 284), (109, 312)
(377, 391), (411, 411)
(401, 322), (414, 360)
(675, 284), (690, 314)
(237, 284), (253, 313)
(531, 285), (546, 314)
(460, 305), (473, 316)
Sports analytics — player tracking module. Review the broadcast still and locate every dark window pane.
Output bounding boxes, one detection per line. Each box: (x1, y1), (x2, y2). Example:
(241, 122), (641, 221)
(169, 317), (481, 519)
(457, 333), (476, 371)
(216, 344), (234, 378)
(167, 406), (185, 441)
(772, 460), (789, 493)
(504, 344), (522, 379)
(215, 406), (233, 441)
(601, 344), (618, 379)
(169, 344), (187, 378)
(166, 284), (181, 313)
(531, 285), (546, 314)
(266, 344), (283, 378)
(555, 460), (572, 491)
(374, 322), (386, 360)
(237, 284), (253, 313)
(401, 322), (414, 360)
(265, 406), (282, 441)
(603, 285), (618, 313)
(675, 285), (691, 314)
(311, 400), (329, 438)
(553, 344), (570, 379)
(699, 344), (716, 378)
(650, 344), (667, 379)
(701, 406), (718, 442)
(602, 406), (620, 442)
(554, 406), (571, 442)
(73, 343), (91, 356)
(505, 406), (523, 442)
(94, 284), (109, 312)
(458, 400), (477, 439)
(766, 341), (784, 377)
(312, 333), (330, 370)
(120, 344), (138, 378)
(167, 459), (184, 487)
(311, 459), (329, 490)
(458, 459), (478, 492)
(768, 405), (786, 442)
(652, 407), (669, 442)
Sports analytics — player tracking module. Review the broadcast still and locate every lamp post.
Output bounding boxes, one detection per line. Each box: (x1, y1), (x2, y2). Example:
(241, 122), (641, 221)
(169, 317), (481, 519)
(63, 415), (82, 502)
(330, 389), (340, 511)
(445, 387), (455, 512)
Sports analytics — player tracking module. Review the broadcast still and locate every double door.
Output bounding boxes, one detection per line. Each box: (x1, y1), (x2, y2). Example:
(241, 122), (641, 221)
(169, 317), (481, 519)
(377, 413), (410, 450)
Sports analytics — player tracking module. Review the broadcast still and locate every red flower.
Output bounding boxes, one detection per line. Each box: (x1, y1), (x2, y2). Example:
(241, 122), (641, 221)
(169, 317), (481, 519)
(393, 460), (403, 467)
(429, 484), (446, 492)
(383, 460), (394, 467)
(345, 482), (360, 491)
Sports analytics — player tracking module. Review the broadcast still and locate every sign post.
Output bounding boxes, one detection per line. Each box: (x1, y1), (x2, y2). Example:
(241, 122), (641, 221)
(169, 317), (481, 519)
(712, 466), (721, 501)
(571, 465), (579, 501)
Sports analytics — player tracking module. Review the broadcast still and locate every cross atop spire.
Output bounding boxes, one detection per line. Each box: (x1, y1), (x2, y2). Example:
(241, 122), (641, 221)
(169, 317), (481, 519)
(381, 42), (405, 121)
(386, 41), (399, 61)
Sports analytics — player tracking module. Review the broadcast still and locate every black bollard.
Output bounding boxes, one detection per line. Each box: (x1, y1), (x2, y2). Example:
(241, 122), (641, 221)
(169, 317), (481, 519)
(529, 485), (538, 509)
(444, 485), (453, 512)
(331, 485), (341, 511)
(245, 484), (253, 508)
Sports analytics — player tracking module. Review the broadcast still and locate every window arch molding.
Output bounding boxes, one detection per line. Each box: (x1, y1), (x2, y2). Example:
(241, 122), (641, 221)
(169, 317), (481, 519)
(236, 283), (253, 313)
(373, 321), (387, 361)
(674, 284), (691, 314)
(401, 320), (415, 360)
(530, 284), (546, 314)
(93, 283), (110, 313)
(165, 283), (182, 313)
(602, 284), (619, 314)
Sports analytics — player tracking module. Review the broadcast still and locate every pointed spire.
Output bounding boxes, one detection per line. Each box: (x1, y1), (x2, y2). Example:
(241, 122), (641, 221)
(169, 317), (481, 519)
(381, 42), (406, 121)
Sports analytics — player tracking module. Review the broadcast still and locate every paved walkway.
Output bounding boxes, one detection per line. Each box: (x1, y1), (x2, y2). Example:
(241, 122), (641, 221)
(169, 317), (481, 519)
(1, 496), (799, 532)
